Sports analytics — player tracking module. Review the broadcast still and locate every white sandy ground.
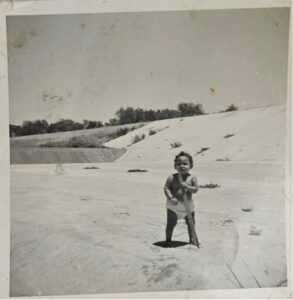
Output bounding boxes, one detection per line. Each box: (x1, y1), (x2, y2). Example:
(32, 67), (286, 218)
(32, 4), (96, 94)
(10, 161), (287, 297)
(10, 105), (288, 296)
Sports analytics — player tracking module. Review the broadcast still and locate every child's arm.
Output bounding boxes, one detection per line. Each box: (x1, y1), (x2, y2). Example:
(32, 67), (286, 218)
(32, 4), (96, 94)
(180, 175), (199, 194)
(164, 175), (178, 204)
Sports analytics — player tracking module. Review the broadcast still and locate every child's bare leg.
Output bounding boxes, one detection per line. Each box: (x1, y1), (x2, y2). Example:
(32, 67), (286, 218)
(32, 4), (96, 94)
(185, 212), (195, 243)
(166, 209), (177, 242)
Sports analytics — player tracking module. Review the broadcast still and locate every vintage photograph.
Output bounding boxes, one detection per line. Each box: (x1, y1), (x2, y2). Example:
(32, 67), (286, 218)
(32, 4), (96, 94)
(7, 6), (290, 297)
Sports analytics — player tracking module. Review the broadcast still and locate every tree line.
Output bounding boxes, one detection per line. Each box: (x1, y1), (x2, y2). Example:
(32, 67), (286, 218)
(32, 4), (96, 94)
(114, 102), (204, 125)
(9, 102), (236, 137)
(9, 119), (103, 137)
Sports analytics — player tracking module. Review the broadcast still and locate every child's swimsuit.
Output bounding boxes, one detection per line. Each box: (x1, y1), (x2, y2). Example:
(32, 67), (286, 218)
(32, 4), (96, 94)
(165, 173), (195, 219)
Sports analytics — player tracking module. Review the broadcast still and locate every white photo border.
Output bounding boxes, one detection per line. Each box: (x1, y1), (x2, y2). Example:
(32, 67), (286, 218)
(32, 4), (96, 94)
(0, 0), (291, 298)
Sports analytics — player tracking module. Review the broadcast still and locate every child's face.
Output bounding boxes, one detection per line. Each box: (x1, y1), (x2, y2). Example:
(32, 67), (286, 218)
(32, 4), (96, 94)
(175, 156), (191, 174)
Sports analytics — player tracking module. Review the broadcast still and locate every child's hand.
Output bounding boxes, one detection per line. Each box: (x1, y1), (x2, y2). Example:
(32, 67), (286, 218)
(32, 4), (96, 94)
(170, 197), (178, 205)
(180, 182), (189, 190)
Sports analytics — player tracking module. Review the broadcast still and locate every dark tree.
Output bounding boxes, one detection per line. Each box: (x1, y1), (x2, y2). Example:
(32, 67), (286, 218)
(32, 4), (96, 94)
(177, 102), (204, 117)
(96, 121), (104, 128)
(115, 107), (136, 124)
(134, 108), (145, 123)
(33, 119), (49, 134)
(194, 103), (204, 115)
(83, 120), (103, 129)
(21, 121), (35, 135)
(144, 109), (156, 121)
(224, 104), (238, 112)
(9, 124), (22, 137)
(108, 118), (118, 126)
(178, 103), (196, 117)
(48, 119), (83, 133)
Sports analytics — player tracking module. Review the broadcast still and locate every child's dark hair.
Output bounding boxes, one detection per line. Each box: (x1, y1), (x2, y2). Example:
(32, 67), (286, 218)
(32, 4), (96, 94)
(174, 151), (194, 168)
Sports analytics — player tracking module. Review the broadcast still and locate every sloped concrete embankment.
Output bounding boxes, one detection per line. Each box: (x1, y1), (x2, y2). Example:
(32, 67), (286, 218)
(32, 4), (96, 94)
(10, 147), (126, 164)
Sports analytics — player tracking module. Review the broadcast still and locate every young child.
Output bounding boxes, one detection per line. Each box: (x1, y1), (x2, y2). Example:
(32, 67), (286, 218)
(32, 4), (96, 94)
(164, 151), (199, 246)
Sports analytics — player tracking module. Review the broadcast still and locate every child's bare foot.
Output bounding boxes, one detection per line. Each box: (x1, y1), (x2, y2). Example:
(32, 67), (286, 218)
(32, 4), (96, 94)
(189, 240), (201, 248)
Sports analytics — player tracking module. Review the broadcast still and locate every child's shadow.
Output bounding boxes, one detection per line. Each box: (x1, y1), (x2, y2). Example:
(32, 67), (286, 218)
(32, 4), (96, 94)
(153, 241), (189, 248)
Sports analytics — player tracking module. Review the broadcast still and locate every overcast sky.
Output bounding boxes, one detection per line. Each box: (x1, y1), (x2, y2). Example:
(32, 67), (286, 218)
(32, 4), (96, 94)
(7, 8), (290, 125)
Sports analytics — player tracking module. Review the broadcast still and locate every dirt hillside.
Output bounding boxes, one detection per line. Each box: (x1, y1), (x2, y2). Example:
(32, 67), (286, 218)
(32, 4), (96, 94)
(105, 105), (286, 162)
(10, 123), (146, 148)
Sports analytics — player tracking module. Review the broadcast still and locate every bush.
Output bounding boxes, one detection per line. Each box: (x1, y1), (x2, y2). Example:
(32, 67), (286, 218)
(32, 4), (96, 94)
(148, 129), (158, 136)
(216, 157), (230, 161)
(242, 207), (253, 212)
(199, 182), (220, 189)
(178, 103), (205, 117)
(170, 142), (182, 149)
(158, 126), (170, 132)
(224, 104), (238, 112)
(66, 136), (98, 148)
(195, 147), (210, 155)
(131, 134), (145, 144)
(224, 134), (235, 139)
(40, 136), (105, 148)
(109, 127), (136, 139)
(127, 169), (148, 172)
(84, 166), (100, 169)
